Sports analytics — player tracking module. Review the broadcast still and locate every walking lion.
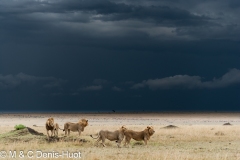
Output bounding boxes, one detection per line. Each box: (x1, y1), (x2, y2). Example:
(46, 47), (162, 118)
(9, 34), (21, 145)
(124, 126), (155, 147)
(63, 119), (88, 136)
(90, 126), (127, 148)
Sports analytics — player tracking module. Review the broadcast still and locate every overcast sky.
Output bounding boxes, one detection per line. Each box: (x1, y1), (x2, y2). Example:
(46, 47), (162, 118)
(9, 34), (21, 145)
(0, 0), (240, 112)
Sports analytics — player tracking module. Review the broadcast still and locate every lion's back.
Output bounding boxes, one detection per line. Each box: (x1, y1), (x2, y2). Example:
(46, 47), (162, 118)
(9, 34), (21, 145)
(99, 130), (121, 141)
(64, 122), (84, 131)
(125, 130), (145, 140)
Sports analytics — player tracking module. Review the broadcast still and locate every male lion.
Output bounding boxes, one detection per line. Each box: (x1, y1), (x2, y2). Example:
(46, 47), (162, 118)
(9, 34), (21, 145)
(63, 119), (88, 136)
(90, 126), (127, 148)
(45, 117), (54, 139)
(124, 126), (155, 147)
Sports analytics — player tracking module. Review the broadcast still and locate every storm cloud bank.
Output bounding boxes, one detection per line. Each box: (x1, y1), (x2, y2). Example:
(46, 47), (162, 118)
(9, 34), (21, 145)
(0, 0), (240, 111)
(132, 69), (240, 90)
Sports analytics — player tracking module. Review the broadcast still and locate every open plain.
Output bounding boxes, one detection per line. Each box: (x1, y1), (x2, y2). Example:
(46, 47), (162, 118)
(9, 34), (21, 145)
(0, 113), (240, 160)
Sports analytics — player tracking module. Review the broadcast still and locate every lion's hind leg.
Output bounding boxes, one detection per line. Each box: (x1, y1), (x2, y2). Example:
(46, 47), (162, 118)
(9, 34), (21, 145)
(101, 137), (106, 147)
(116, 140), (122, 148)
(54, 129), (58, 137)
(116, 137), (123, 148)
(94, 138), (101, 147)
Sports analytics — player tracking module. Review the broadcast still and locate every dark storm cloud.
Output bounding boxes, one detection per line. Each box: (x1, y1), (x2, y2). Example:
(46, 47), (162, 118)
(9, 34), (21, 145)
(0, 73), (66, 89)
(132, 69), (240, 90)
(78, 79), (110, 92)
(93, 79), (109, 85)
(1, 0), (239, 45)
(228, 1), (240, 9)
(112, 86), (123, 92)
(90, 3), (212, 27)
(81, 85), (103, 91)
(1, 0), (240, 111)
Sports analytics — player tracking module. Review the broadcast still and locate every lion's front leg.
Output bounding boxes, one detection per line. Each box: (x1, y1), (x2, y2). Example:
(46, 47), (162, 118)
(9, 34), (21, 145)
(124, 137), (130, 147)
(46, 130), (50, 139)
(144, 137), (148, 145)
(101, 138), (106, 147)
(78, 129), (82, 136)
(64, 129), (67, 136)
(67, 129), (70, 136)
(123, 139), (127, 147)
(50, 130), (53, 137)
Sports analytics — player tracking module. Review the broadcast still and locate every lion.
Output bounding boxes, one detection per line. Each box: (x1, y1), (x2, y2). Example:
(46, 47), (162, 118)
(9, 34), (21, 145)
(124, 126), (155, 147)
(63, 119), (88, 136)
(45, 117), (55, 139)
(90, 126), (127, 148)
(53, 123), (62, 137)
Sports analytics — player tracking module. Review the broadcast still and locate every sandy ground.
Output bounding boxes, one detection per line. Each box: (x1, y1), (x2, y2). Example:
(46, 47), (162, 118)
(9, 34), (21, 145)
(0, 113), (240, 127)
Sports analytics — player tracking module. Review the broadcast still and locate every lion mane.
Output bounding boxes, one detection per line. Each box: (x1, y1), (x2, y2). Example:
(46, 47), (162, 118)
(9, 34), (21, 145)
(124, 126), (155, 146)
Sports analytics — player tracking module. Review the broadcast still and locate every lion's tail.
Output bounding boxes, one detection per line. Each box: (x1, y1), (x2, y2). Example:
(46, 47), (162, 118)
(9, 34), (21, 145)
(90, 133), (99, 139)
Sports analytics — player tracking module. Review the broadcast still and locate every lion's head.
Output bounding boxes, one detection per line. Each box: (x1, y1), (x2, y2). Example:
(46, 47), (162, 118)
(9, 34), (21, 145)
(79, 119), (88, 127)
(46, 117), (54, 127)
(120, 125), (128, 132)
(146, 126), (155, 136)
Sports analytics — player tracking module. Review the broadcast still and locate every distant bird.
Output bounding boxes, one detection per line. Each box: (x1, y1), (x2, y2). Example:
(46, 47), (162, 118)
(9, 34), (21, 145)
(112, 110), (116, 113)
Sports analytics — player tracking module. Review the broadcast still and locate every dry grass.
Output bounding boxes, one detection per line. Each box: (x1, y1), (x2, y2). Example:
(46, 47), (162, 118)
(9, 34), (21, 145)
(0, 125), (240, 160)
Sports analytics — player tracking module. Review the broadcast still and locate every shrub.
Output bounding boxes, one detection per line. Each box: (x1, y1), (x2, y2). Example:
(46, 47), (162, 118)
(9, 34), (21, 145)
(14, 124), (26, 130)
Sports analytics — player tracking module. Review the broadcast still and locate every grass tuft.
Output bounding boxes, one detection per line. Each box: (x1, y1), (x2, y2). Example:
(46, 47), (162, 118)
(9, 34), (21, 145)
(14, 124), (26, 130)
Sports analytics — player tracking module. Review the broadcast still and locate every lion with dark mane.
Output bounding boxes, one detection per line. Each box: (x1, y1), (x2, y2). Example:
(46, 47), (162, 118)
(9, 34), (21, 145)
(124, 126), (155, 147)
(90, 126), (127, 148)
(63, 119), (88, 136)
(46, 117), (61, 139)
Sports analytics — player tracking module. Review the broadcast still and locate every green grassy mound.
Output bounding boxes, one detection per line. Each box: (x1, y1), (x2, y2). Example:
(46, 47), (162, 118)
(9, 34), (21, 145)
(0, 127), (46, 142)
